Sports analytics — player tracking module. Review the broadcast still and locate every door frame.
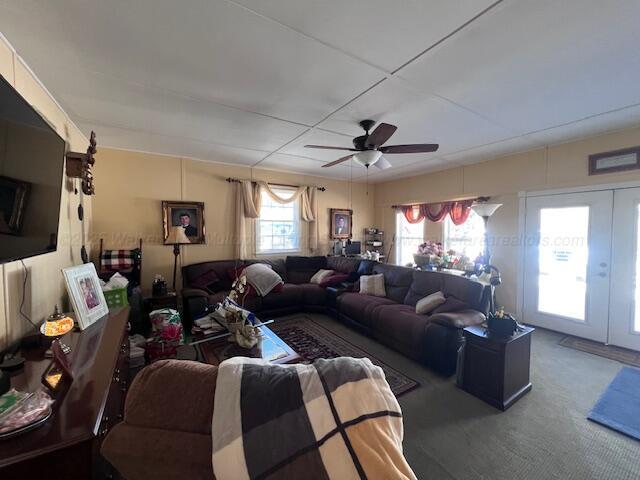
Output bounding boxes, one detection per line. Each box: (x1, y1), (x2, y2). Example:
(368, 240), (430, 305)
(516, 179), (640, 324)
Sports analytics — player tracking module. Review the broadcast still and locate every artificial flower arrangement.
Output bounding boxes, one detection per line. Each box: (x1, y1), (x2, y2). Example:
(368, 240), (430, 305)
(414, 241), (445, 267)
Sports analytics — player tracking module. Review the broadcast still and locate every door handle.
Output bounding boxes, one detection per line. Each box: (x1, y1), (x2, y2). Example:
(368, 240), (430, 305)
(597, 272), (607, 278)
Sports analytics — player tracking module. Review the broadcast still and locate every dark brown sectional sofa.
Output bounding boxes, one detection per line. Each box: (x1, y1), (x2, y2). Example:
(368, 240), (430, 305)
(182, 256), (490, 376)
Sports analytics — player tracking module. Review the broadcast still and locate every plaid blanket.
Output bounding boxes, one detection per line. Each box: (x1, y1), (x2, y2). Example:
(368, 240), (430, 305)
(101, 249), (139, 271)
(212, 357), (416, 480)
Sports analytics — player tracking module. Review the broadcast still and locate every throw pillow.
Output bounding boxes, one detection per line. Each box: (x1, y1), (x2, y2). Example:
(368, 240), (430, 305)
(310, 269), (335, 284)
(432, 296), (469, 314)
(243, 263), (284, 297)
(359, 274), (386, 297)
(319, 273), (350, 288)
(416, 291), (446, 315)
(190, 269), (221, 293)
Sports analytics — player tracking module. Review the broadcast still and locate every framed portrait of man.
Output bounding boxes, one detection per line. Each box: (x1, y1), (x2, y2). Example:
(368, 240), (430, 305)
(162, 201), (206, 245)
(330, 208), (352, 239)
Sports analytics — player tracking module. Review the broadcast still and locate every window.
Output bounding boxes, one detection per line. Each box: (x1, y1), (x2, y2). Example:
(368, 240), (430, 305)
(256, 187), (301, 254)
(395, 209), (424, 266)
(443, 210), (485, 257)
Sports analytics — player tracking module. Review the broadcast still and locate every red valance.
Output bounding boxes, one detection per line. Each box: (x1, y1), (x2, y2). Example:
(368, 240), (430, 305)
(398, 200), (474, 225)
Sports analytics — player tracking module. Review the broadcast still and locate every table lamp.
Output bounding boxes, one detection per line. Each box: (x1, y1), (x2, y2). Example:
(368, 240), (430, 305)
(166, 226), (190, 290)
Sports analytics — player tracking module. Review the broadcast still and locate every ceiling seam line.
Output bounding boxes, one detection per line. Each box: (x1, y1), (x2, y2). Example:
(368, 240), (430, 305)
(389, 0), (505, 75)
(223, 0), (391, 75)
(75, 67), (314, 129)
(74, 116), (273, 154)
(250, 77), (388, 167)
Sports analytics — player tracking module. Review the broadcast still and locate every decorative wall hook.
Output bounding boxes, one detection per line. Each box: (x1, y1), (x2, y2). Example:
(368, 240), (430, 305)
(66, 131), (97, 195)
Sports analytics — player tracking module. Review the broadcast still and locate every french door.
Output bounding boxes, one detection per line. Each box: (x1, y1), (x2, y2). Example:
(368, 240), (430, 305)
(523, 191), (612, 342)
(523, 186), (640, 351)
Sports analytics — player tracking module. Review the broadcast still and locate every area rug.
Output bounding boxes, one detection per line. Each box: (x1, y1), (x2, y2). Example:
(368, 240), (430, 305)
(269, 315), (419, 397)
(559, 336), (640, 367)
(588, 367), (640, 440)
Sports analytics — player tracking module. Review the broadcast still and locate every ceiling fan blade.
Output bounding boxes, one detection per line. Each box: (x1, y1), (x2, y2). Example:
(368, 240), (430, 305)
(304, 144), (359, 151)
(380, 143), (439, 154)
(365, 123), (397, 148)
(322, 154), (353, 168)
(373, 156), (392, 170)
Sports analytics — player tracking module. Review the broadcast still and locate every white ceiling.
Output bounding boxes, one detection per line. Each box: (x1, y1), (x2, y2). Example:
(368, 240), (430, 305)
(1, 0), (640, 183)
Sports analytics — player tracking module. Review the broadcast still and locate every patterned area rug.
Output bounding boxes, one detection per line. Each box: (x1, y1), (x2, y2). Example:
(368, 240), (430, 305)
(559, 336), (640, 367)
(270, 315), (419, 397)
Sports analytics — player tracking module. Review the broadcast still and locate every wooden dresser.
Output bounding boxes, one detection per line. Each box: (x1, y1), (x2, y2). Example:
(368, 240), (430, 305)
(0, 307), (130, 479)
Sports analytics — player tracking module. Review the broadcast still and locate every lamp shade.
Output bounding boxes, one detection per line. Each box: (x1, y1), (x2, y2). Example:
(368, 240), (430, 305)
(354, 150), (382, 167)
(471, 203), (502, 218)
(166, 225), (190, 244)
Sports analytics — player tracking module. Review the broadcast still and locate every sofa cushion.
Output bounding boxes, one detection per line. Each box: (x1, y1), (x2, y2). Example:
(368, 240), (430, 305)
(404, 269), (444, 306)
(371, 263), (414, 303)
(209, 290), (262, 313)
(370, 304), (430, 361)
(416, 291), (446, 314)
(359, 274), (386, 297)
(310, 269), (335, 284)
(319, 273), (350, 288)
(432, 295), (469, 314)
(297, 283), (328, 305)
(189, 269), (221, 293)
(285, 256), (327, 285)
(336, 292), (396, 328)
(182, 260), (243, 291)
(327, 256), (361, 274)
(442, 274), (488, 313)
(261, 283), (306, 310)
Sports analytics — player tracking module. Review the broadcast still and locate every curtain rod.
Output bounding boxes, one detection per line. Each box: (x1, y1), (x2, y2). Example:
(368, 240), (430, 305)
(225, 177), (326, 192)
(390, 196), (490, 209)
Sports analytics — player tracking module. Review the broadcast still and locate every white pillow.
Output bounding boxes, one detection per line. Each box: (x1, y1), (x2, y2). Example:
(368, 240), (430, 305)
(243, 263), (283, 296)
(310, 269), (335, 284)
(416, 291), (446, 315)
(359, 274), (386, 297)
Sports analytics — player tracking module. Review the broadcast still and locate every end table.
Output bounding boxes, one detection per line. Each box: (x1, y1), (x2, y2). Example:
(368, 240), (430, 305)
(459, 324), (534, 411)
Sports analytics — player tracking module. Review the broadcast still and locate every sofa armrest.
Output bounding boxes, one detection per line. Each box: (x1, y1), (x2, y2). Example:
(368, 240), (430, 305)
(123, 360), (218, 434)
(429, 309), (486, 329)
(182, 287), (210, 298)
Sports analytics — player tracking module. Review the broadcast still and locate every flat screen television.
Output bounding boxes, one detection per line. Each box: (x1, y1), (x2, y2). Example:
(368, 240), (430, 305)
(0, 74), (65, 263)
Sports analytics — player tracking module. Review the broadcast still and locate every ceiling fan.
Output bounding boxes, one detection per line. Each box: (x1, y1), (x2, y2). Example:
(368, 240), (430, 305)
(305, 119), (439, 170)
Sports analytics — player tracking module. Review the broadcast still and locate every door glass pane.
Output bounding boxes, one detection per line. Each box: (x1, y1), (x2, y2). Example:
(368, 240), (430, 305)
(634, 204), (640, 333)
(538, 206), (589, 320)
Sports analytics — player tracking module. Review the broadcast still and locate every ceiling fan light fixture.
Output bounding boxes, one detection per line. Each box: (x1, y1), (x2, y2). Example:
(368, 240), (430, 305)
(354, 150), (382, 167)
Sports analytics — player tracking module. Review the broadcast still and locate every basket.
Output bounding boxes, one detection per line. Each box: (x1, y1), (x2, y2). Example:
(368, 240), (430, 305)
(103, 287), (128, 309)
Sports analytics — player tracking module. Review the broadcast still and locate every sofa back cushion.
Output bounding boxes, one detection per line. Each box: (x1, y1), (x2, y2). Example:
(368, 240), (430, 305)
(286, 256), (328, 284)
(442, 274), (490, 314)
(371, 263), (413, 303)
(245, 258), (287, 282)
(404, 270), (444, 306)
(326, 256), (360, 274)
(182, 260), (244, 291)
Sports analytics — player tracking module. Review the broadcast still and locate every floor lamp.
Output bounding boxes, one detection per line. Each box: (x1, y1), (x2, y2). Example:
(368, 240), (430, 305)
(471, 202), (502, 313)
(165, 226), (190, 290)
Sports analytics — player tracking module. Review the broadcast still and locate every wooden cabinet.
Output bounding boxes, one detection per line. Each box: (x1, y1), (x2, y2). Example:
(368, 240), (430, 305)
(0, 307), (130, 479)
(459, 325), (534, 411)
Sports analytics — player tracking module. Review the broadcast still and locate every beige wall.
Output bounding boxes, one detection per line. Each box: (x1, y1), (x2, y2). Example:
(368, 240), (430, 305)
(375, 125), (640, 313)
(0, 34), (89, 348)
(92, 148), (376, 288)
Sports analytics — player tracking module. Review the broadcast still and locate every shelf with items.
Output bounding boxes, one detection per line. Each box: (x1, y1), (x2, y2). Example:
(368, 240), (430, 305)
(363, 228), (384, 254)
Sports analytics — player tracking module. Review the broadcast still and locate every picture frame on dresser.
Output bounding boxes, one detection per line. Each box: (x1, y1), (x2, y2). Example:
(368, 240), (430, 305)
(62, 263), (109, 330)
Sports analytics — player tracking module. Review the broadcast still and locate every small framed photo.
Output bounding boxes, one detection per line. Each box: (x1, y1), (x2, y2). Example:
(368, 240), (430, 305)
(62, 263), (108, 330)
(162, 201), (206, 245)
(0, 175), (30, 235)
(330, 208), (353, 239)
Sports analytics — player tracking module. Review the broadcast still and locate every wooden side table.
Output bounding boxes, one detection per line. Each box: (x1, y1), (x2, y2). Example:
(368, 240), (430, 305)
(459, 325), (534, 411)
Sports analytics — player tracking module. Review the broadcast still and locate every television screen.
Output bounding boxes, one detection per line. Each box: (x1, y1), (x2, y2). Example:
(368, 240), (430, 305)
(0, 74), (65, 263)
(345, 241), (361, 256)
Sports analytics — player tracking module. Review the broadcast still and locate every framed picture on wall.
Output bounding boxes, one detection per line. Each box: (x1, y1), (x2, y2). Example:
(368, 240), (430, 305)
(62, 263), (109, 330)
(162, 201), (206, 245)
(330, 208), (352, 239)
